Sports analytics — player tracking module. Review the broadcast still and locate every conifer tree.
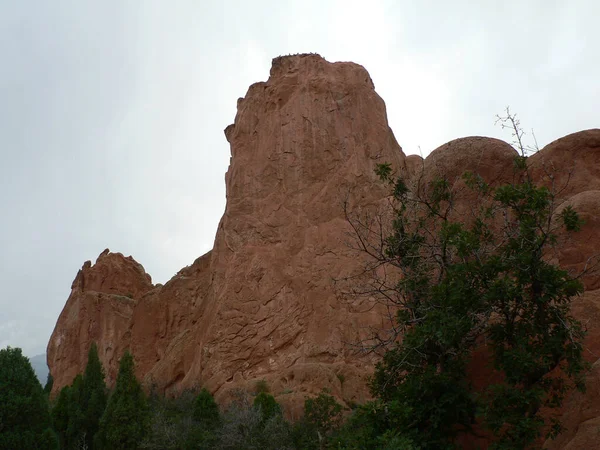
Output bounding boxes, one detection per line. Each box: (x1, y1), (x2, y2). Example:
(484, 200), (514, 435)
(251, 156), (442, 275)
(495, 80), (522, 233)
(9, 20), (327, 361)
(43, 372), (53, 396)
(67, 374), (86, 447)
(81, 342), (107, 449)
(95, 351), (149, 450)
(0, 346), (58, 450)
(51, 343), (108, 449)
(193, 387), (220, 429)
(51, 385), (72, 449)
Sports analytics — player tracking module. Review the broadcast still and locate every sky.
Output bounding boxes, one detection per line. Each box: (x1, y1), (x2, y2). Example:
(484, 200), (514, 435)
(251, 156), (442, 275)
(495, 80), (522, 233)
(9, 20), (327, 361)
(1, 1), (598, 357)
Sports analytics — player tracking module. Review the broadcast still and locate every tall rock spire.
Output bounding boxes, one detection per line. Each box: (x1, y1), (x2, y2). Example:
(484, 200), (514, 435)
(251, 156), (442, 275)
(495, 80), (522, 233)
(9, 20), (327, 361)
(48, 54), (405, 409)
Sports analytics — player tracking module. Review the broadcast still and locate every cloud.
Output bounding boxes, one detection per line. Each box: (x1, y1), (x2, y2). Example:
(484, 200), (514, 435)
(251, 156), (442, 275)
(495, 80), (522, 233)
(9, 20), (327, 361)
(1, 0), (599, 357)
(0, 321), (41, 357)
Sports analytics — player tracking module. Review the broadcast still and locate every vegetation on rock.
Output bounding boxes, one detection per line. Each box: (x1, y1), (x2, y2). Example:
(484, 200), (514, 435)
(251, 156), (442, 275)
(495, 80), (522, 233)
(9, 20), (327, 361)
(2, 108), (593, 449)
(343, 111), (588, 449)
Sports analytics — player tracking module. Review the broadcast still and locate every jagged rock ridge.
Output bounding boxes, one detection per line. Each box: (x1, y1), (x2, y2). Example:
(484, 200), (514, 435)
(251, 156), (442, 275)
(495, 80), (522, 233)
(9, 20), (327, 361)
(48, 54), (600, 445)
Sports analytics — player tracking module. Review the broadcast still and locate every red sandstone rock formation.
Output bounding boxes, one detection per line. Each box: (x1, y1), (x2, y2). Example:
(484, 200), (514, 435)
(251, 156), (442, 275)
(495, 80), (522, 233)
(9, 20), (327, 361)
(47, 54), (600, 446)
(47, 250), (153, 388)
(48, 54), (405, 413)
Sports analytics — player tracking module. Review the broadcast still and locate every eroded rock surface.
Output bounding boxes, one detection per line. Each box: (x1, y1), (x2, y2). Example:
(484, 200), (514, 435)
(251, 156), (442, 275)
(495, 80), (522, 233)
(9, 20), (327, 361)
(48, 54), (404, 407)
(47, 250), (153, 388)
(48, 55), (600, 447)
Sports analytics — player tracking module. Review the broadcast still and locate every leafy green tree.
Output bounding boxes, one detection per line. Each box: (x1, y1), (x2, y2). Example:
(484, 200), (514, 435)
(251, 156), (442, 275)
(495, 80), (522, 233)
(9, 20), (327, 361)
(253, 392), (282, 423)
(193, 387), (220, 430)
(218, 390), (292, 450)
(291, 389), (343, 449)
(305, 390), (343, 444)
(141, 389), (218, 450)
(346, 112), (588, 449)
(81, 342), (107, 449)
(304, 389), (342, 439)
(95, 351), (149, 450)
(0, 346), (59, 450)
(328, 400), (419, 449)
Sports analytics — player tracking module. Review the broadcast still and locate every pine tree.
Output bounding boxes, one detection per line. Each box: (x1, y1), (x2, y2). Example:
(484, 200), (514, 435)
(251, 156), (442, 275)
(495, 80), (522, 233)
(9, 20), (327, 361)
(193, 387), (220, 429)
(43, 372), (53, 396)
(0, 346), (58, 450)
(51, 385), (72, 449)
(51, 375), (87, 449)
(67, 374), (86, 447)
(81, 342), (107, 448)
(51, 343), (108, 449)
(95, 351), (149, 450)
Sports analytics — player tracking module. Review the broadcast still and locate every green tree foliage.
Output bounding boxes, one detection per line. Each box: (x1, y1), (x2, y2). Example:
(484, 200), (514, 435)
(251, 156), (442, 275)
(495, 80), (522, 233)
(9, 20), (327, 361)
(141, 389), (218, 450)
(51, 344), (107, 449)
(67, 374), (86, 447)
(304, 389), (342, 439)
(51, 385), (72, 448)
(193, 387), (220, 430)
(218, 390), (292, 450)
(345, 113), (588, 449)
(52, 374), (91, 449)
(44, 372), (54, 397)
(292, 390), (343, 449)
(95, 351), (149, 450)
(81, 342), (107, 449)
(254, 392), (282, 423)
(326, 400), (419, 449)
(0, 346), (59, 450)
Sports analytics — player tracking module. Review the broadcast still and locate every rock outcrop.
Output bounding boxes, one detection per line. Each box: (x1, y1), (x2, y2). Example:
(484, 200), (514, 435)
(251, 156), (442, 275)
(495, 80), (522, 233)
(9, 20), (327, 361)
(48, 54), (405, 413)
(48, 54), (600, 446)
(48, 250), (153, 387)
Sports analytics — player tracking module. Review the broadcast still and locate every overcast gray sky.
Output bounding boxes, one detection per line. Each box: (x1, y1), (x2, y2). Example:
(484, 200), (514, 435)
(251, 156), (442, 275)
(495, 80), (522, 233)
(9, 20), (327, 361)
(1, 1), (598, 357)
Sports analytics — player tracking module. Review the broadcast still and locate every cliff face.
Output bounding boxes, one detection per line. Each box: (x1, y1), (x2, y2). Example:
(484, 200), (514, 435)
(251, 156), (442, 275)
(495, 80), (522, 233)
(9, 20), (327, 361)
(48, 54), (600, 444)
(47, 250), (154, 388)
(48, 54), (405, 411)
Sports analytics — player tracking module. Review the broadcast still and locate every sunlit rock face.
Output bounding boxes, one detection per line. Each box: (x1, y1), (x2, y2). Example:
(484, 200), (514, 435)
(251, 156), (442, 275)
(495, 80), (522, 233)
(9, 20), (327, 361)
(48, 55), (600, 444)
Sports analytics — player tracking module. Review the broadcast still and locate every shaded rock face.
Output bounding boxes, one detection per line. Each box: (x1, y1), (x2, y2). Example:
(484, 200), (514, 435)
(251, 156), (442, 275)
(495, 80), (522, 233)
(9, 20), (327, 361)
(48, 54), (600, 445)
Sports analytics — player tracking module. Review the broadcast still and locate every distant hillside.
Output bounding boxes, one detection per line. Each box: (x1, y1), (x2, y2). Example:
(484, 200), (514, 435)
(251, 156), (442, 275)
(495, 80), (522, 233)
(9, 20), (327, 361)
(29, 353), (49, 384)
